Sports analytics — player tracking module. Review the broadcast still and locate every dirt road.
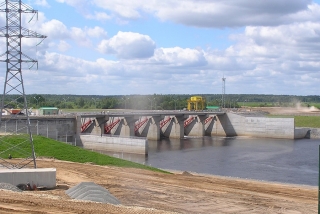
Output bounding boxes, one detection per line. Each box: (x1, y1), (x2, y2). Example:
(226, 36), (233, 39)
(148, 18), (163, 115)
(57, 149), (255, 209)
(0, 159), (317, 214)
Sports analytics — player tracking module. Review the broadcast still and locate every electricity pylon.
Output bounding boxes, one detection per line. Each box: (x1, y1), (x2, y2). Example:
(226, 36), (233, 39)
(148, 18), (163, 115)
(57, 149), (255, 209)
(0, 0), (46, 169)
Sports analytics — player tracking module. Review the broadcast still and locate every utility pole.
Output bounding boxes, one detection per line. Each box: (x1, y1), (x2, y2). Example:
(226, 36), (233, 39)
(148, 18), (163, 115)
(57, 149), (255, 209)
(0, 1), (46, 169)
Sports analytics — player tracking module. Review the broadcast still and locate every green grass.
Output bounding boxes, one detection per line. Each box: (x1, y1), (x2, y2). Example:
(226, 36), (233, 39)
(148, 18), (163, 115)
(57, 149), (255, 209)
(63, 109), (126, 113)
(1, 135), (170, 174)
(268, 115), (320, 128)
(294, 116), (320, 128)
(241, 102), (274, 107)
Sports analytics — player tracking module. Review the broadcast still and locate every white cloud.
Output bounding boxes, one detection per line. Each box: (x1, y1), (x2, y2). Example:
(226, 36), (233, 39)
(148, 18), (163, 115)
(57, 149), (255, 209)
(89, 0), (313, 27)
(70, 27), (92, 47)
(98, 31), (156, 59)
(57, 40), (71, 52)
(34, 0), (50, 7)
(2, 0), (319, 95)
(86, 26), (107, 38)
(39, 19), (70, 39)
(85, 11), (112, 21)
(152, 47), (207, 68)
(32, 17), (320, 95)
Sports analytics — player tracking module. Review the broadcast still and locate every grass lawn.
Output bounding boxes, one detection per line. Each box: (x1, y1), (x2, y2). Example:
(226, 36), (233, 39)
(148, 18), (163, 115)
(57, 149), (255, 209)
(0, 135), (169, 174)
(268, 115), (320, 128)
(294, 116), (320, 128)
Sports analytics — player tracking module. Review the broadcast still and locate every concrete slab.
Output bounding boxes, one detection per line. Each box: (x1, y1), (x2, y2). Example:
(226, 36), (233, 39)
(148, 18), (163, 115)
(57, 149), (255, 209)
(0, 168), (56, 189)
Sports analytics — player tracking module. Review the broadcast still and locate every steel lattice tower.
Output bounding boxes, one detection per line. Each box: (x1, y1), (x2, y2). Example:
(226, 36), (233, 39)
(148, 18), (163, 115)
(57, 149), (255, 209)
(0, 0), (46, 169)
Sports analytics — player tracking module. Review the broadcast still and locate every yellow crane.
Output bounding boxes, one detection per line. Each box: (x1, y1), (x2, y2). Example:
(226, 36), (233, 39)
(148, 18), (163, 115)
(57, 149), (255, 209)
(187, 96), (206, 111)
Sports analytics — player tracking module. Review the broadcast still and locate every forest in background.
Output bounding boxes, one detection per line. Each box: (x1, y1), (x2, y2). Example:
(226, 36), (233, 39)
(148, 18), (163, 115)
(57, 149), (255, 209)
(4, 94), (320, 110)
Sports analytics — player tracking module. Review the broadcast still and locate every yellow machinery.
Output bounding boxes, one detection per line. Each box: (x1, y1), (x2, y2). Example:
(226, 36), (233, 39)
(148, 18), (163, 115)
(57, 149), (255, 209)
(187, 96), (206, 111)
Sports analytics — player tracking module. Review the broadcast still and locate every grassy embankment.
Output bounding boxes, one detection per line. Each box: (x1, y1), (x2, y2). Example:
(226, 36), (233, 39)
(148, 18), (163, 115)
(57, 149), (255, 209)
(1, 135), (170, 174)
(267, 115), (320, 128)
(294, 116), (320, 128)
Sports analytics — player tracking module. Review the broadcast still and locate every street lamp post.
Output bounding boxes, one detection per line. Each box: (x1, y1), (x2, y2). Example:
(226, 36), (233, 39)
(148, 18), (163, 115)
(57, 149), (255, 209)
(62, 97), (69, 109)
(92, 98), (99, 108)
(173, 99), (178, 110)
(122, 97), (129, 109)
(234, 98), (239, 109)
(147, 98), (153, 110)
(33, 97), (39, 107)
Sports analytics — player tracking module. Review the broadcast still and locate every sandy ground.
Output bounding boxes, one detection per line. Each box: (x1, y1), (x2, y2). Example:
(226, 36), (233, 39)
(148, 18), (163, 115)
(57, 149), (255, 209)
(244, 106), (320, 116)
(0, 159), (317, 214)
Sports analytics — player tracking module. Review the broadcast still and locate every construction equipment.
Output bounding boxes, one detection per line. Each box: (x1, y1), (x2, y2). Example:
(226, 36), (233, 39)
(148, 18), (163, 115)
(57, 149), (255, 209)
(187, 96), (206, 111)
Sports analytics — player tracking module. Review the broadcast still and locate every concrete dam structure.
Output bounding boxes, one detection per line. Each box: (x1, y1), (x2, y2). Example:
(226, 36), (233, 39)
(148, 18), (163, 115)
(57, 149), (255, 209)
(0, 111), (309, 155)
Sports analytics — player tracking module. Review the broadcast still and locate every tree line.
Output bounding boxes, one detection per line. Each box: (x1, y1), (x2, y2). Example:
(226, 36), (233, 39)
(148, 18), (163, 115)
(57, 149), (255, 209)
(3, 94), (320, 110)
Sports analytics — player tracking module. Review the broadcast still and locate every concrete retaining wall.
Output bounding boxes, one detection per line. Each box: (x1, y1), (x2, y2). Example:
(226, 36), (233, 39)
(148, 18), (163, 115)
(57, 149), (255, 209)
(80, 135), (148, 155)
(300, 127), (320, 139)
(294, 128), (310, 139)
(215, 113), (298, 139)
(0, 168), (56, 189)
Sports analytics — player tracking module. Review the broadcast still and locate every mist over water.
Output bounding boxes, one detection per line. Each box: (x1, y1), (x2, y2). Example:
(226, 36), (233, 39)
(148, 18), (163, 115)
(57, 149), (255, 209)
(111, 136), (319, 186)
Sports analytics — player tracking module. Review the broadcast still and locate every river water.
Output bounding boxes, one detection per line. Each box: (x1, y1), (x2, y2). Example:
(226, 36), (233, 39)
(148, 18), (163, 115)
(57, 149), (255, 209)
(111, 136), (319, 187)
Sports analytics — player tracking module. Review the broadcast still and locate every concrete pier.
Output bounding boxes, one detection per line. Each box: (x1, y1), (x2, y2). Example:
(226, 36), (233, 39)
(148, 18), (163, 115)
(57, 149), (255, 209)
(119, 116), (135, 137)
(163, 115), (185, 139)
(184, 115), (205, 137)
(145, 116), (161, 140)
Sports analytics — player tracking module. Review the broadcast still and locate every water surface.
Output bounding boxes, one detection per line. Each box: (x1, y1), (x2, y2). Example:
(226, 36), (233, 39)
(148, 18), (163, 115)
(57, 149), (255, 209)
(113, 136), (319, 186)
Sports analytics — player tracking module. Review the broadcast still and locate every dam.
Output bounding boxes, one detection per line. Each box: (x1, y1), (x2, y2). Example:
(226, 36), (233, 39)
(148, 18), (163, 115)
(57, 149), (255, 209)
(0, 110), (309, 155)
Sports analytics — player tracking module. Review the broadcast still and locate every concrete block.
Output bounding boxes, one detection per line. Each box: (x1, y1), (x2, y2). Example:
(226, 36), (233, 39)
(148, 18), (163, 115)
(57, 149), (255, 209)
(0, 168), (56, 189)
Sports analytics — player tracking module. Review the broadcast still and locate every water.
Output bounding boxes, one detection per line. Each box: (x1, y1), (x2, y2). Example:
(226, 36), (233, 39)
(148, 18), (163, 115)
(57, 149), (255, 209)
(112, 136), (319, 186)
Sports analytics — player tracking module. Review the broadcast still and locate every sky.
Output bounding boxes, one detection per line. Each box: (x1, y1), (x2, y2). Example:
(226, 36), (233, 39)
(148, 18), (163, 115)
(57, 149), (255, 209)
(0, 0), (320, 96)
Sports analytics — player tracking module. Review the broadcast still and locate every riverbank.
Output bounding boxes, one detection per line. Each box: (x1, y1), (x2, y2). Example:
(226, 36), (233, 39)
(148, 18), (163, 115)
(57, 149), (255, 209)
(0, 159), (317, 213)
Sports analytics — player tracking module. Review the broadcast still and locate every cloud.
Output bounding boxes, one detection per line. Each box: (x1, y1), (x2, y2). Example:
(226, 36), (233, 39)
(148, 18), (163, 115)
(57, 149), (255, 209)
(98, 31), (156, 59)
(86, 26), (108, 38)
(85, 11), (112, 21)
(151, 0), (312, 27)
(88, 0), (313, 28)
(3, 0), (319, 95)
(33, 17), (320, 95)
(57, 40), (71, 52)
(34, 0), (50, 7)
(39, 19), (70, 39)
(152, 47), (207, 68)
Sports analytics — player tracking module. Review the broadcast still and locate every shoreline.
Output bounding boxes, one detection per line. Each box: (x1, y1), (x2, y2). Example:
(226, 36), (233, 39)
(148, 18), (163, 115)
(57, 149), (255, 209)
(165, 168), (318, 190)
